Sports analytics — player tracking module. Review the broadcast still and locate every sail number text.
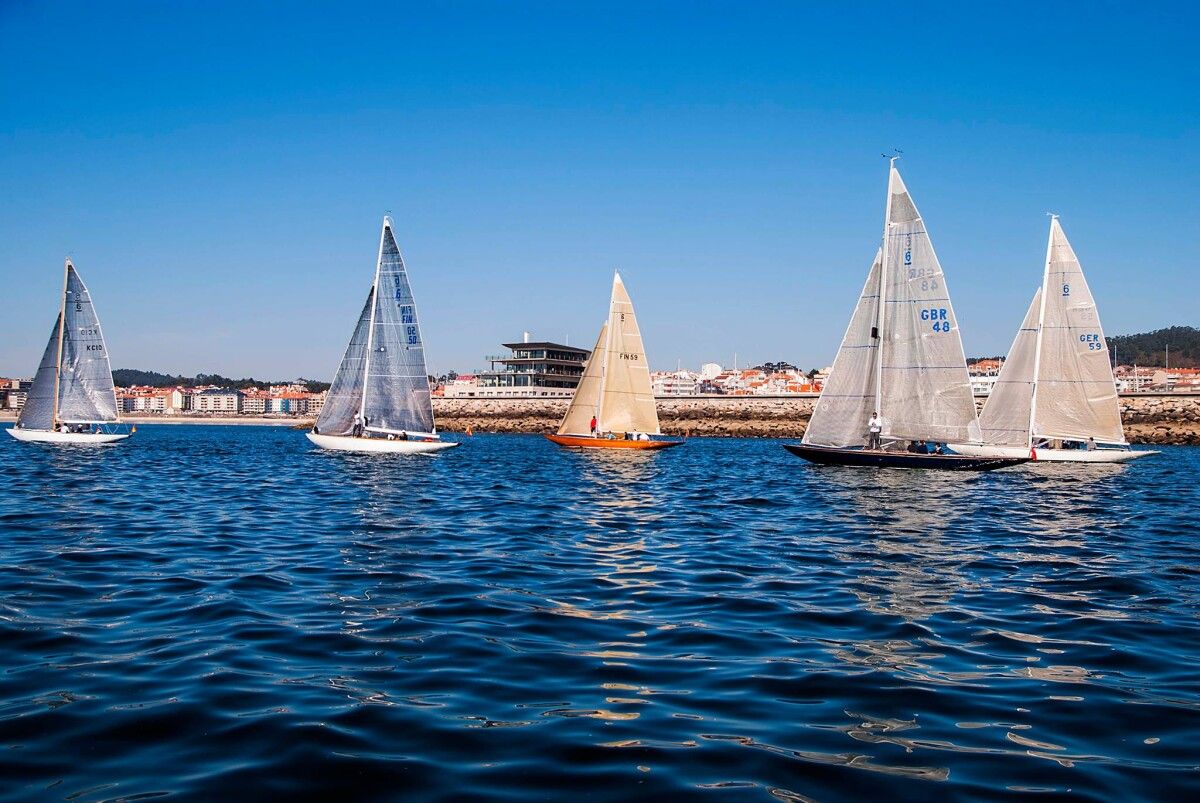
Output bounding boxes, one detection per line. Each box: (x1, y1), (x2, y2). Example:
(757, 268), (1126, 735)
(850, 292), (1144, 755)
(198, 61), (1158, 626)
(921, 307), (950, 332)
(619, 353), (639, 360)
(1080, 333), (1103, 350)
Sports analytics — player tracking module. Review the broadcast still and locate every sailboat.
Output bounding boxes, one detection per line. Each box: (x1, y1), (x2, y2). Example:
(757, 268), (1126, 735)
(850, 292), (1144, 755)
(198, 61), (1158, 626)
(8, 259), (129, 445)
(545, 272), (683, 450)
(784, 161), (1027, 471)
(306, 216), (457, 454)
(951, 217), (1155, 463)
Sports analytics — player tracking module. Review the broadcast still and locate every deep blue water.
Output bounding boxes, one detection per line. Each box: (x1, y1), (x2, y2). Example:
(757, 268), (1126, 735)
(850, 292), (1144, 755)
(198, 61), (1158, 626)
(1, 425), (1198, 801)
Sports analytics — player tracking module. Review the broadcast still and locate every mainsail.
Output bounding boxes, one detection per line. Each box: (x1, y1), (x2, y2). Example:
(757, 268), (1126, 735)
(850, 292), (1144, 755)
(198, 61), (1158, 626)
(877, 168), (979, 444)
(558, 273), (660, 435)
(977, 289), (1041, 446)
(804, 164), (979, 448)
(313, 217), (436, 437)
(1034, 219), (1124, 443)
(980, 218), (1125, 446)
(16, 261), (119, 431)
(57, 264), (120, 424)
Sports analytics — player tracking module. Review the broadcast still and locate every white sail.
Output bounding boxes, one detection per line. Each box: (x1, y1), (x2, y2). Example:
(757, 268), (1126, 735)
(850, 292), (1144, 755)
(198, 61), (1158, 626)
(1030, 218), (1125, 444)
(363, 219), (435, 434)
(15, 316), (61, 431)
(558, 322), (608, 435)
(313, 288), (374, 436)
(977, 289), (1041, 447)
(57, 263), (120, 424)
(803, 252), (881, 447)
(877, 167), (979, 444)
(557, 273), (659, 436)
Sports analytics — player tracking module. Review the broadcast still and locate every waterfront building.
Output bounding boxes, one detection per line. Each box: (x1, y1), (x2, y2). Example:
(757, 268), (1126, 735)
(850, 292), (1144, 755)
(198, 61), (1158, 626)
(305, 391), (326, 416)
(193, 388), (243, 414)
(269, 392), (308, 414)
(968, 359), (1004, 396)
(472, 337), (590, 398)
(651, 370), (700, 396)
(241, 390), (269, 415)
(0, 378), (31, 410)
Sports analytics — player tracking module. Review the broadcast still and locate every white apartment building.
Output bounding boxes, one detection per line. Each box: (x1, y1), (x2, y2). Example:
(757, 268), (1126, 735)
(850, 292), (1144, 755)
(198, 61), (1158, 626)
(193, 388), (242, 414)
(651, 370), (700, 396)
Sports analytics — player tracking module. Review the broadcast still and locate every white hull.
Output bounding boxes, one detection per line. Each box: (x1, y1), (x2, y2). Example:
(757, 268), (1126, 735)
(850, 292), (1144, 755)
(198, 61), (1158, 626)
(950, 442), (1157, 463)
(7, 428), (129, 445)
(306, 432), (458, 454)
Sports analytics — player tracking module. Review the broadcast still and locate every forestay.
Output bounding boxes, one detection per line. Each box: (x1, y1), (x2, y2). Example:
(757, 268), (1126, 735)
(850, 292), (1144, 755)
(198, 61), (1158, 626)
(15, 316), (61, 431)
(977, 290), (1041, 447)
(1030, 219), (1124, 443)
(877, 168), (979, 444)
(802, 253), (881, 447)
(313, 289), (374, 436)
(57, 265), (120, 423)
(362, 221), (435, 435)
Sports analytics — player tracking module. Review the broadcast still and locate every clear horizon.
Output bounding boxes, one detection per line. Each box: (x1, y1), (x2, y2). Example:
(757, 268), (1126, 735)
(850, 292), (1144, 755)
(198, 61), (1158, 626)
(2, 2), (1197, 380)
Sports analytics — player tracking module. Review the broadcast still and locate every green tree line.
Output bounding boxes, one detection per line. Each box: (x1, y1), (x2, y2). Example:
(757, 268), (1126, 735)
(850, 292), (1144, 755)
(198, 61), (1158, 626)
(111, 369), (331, 393)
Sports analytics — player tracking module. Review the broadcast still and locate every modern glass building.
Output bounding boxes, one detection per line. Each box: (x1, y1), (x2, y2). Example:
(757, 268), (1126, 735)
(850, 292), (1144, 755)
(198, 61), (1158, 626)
(476, 340), (591, 397)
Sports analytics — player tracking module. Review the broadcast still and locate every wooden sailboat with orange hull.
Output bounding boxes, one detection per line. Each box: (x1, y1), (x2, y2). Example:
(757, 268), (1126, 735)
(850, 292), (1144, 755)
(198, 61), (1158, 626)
(545, 272), (683, 451)
(545, 433), (683, 450)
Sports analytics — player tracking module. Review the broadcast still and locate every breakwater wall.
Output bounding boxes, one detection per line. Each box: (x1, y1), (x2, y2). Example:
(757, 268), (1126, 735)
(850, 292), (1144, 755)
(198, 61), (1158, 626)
(433, 394), (1200, 445)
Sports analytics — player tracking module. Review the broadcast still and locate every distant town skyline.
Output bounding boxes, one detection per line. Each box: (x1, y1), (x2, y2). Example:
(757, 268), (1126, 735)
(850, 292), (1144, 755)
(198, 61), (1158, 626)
(2, 2), (1197, 380)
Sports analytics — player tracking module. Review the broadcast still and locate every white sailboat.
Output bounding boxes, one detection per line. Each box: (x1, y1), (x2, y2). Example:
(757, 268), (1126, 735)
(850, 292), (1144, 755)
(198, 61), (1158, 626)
(8, 259), (129, 445)
(545, 272), (682, 450)
(786, 160), (1026, 470)
(307, 217), (457, 455)
(952, 217), (1155, 463)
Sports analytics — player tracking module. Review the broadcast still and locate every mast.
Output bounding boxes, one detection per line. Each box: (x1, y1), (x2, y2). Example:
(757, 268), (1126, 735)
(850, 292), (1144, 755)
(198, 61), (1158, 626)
(358, 217), (388, 420)
(51, 257), (70, 428)
(595, 272), (618, 431)
(1027, 216), (1055, 448)
(873, 158), (898, 419)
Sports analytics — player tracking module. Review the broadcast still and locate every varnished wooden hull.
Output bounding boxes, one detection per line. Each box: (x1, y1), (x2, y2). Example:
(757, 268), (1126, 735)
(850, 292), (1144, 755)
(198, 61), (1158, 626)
(783, 443), (1027, 471)
(545, 434), (684, 450)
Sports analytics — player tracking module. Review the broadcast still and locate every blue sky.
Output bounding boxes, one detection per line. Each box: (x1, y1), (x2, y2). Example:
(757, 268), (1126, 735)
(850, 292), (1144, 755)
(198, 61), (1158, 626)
(1, 1), (1196, 378)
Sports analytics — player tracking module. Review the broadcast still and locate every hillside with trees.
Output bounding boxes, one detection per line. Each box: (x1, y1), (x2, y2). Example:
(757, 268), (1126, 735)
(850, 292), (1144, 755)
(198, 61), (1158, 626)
(1107, 326), (1199, 368)
(972, 326), (1197, 368)
(111, 369), (330, 393)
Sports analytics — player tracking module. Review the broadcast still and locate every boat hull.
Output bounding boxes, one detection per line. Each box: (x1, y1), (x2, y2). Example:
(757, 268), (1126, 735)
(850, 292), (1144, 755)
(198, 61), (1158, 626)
(783, 443), (1027, 471)
(7, 428), (129, 445)
(306, 432), (458, 454)
(947, 443), (1158, 463)
(545, 433), (684, 450)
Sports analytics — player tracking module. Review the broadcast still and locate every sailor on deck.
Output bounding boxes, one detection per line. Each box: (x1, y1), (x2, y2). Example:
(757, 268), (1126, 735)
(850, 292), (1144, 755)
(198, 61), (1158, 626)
(867, 412), (883, 450)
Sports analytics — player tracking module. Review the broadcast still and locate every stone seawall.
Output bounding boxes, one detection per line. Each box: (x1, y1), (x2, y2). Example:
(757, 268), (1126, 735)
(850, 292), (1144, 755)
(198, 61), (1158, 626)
(432, 394), (1200, 445)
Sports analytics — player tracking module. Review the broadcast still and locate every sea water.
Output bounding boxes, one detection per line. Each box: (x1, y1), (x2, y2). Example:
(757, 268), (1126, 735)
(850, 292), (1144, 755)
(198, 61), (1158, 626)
(1, 426), (1197, 800)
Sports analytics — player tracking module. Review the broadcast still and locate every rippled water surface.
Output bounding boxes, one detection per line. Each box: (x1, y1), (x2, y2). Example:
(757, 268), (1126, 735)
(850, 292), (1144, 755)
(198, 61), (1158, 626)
(1, 425), (1198, 801)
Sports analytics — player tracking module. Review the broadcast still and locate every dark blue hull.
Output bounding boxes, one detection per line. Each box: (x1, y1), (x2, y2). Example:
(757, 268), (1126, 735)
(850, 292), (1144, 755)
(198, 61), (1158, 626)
(784, 443), (1029, 471)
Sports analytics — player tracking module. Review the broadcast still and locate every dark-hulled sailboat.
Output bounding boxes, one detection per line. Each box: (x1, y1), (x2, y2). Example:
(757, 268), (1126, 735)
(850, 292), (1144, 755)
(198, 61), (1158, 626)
(785, 161), (1026, 471)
